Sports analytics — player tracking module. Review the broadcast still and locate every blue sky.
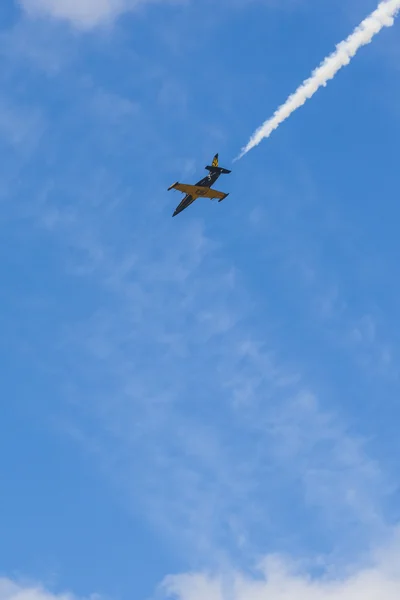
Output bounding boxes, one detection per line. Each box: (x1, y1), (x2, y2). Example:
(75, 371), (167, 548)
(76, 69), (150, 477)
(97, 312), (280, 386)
(1, 0), (400, 599)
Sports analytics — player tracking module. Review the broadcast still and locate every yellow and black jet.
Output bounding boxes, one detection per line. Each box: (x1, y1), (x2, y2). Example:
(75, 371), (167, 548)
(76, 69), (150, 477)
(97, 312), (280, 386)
(168, 153), (231, 217)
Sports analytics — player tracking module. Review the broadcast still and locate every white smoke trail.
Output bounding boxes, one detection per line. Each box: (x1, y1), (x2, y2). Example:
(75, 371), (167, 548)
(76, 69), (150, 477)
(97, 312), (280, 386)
(236, 0), (400, 160)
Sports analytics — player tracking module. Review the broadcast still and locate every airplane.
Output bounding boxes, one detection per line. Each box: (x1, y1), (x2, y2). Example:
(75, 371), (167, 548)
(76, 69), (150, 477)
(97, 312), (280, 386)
(168, 153), (231, 217)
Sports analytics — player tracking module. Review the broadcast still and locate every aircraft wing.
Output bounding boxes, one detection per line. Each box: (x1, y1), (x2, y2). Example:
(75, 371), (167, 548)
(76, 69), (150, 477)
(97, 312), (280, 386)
(169, 182), (228, 201)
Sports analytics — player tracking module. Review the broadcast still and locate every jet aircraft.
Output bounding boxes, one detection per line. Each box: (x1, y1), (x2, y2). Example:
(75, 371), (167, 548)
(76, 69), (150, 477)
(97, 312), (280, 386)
(168, 153), (231, 217)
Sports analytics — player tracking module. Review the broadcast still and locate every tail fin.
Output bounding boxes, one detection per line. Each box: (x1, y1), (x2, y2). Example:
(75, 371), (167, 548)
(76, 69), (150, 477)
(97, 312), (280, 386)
(205, 153), (231, 174)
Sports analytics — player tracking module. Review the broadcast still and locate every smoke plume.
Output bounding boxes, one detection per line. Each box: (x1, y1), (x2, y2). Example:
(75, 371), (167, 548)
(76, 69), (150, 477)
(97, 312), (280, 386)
(236, 0), (400, 159)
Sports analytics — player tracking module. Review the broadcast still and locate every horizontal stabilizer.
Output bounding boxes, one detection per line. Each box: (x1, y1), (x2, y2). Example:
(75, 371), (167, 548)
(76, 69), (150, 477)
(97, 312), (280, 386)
(205, 165), (231, 174)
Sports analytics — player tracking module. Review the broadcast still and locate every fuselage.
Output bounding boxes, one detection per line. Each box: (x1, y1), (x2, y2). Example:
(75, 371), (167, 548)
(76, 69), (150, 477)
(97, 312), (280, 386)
(172, 172), (221, 216)
(195, 171), (220, 188)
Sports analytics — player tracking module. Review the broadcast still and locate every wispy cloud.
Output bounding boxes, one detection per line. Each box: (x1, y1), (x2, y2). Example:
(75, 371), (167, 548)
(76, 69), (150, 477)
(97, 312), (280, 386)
(0, 97), (45, 152)
(0, 579), (96, 600)
(160, 531), (400, 600)
(18, 0), (185, 30)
